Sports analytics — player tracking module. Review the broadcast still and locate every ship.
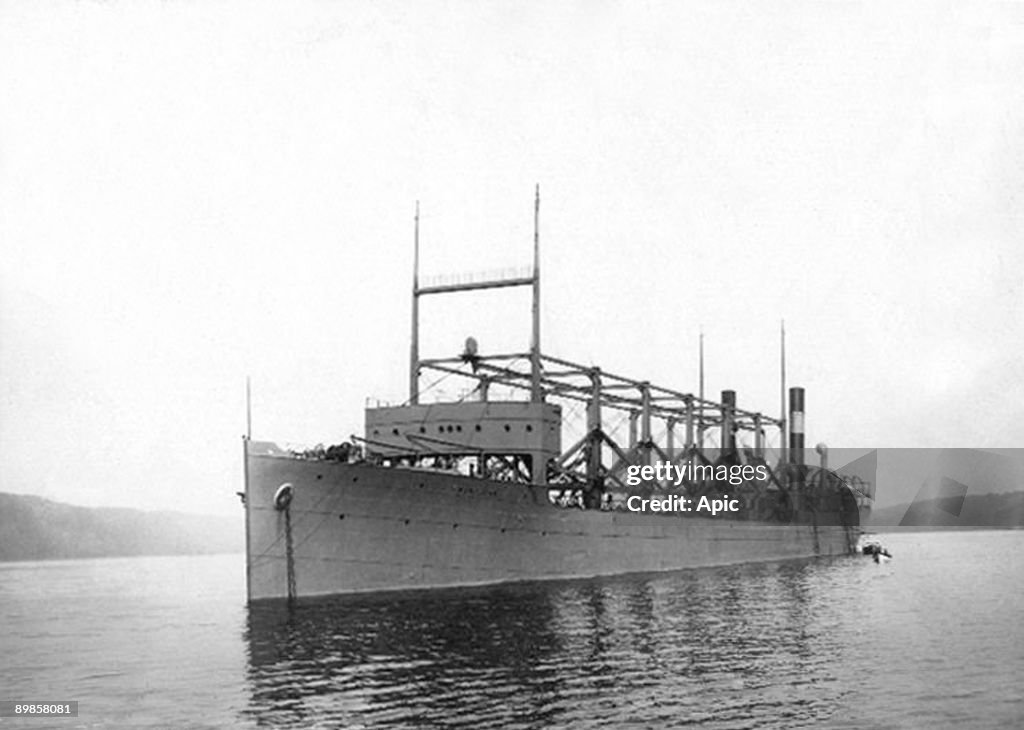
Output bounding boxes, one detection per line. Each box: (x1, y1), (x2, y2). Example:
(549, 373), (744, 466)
(243, 190), (871, 603)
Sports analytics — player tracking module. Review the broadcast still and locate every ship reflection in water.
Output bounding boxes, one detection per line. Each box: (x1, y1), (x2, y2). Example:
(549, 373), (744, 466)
(243, 558), (854, 728)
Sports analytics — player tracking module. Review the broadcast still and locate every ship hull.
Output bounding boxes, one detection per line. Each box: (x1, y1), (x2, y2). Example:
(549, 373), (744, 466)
(245, 446), (858, 602)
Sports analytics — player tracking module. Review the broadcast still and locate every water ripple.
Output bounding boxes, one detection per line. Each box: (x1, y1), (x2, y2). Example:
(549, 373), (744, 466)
(2, 533), (1021, 728)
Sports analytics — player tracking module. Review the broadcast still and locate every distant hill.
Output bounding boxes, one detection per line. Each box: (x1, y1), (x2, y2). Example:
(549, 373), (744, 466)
(0, 492), (243, 561)
(867, 491), (1024, 528)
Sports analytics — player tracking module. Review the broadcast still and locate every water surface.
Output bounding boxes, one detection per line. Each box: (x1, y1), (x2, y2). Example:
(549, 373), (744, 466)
(1, 531), (1021, 728)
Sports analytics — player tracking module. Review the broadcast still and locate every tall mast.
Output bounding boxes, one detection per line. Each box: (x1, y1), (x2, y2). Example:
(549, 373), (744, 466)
(245, 375), (252, 439)
(411, 189), (539, 403)
(409, 201), (420, 405)
(780, 319), (787, 452)
(698, 329), (705, 447)
(530, 184), (541, 402)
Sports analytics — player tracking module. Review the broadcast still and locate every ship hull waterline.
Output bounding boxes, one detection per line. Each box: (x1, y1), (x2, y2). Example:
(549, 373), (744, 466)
(245, 447), (858, 603)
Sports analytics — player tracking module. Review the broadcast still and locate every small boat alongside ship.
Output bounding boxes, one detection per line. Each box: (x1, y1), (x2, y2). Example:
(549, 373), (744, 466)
(860, 537), (893, 563)
(242, 191), (873, 602)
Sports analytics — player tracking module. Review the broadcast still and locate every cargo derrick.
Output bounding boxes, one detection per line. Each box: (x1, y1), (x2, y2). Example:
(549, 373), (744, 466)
(357, 189), (861, 528)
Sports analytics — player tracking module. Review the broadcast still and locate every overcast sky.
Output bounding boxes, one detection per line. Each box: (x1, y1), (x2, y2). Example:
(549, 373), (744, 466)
(2, 1), (1022, 516)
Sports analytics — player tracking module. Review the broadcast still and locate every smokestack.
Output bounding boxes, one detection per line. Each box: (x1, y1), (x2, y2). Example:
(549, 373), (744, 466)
(721, 390), (736, 455)
(789, 387), (805, 464)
